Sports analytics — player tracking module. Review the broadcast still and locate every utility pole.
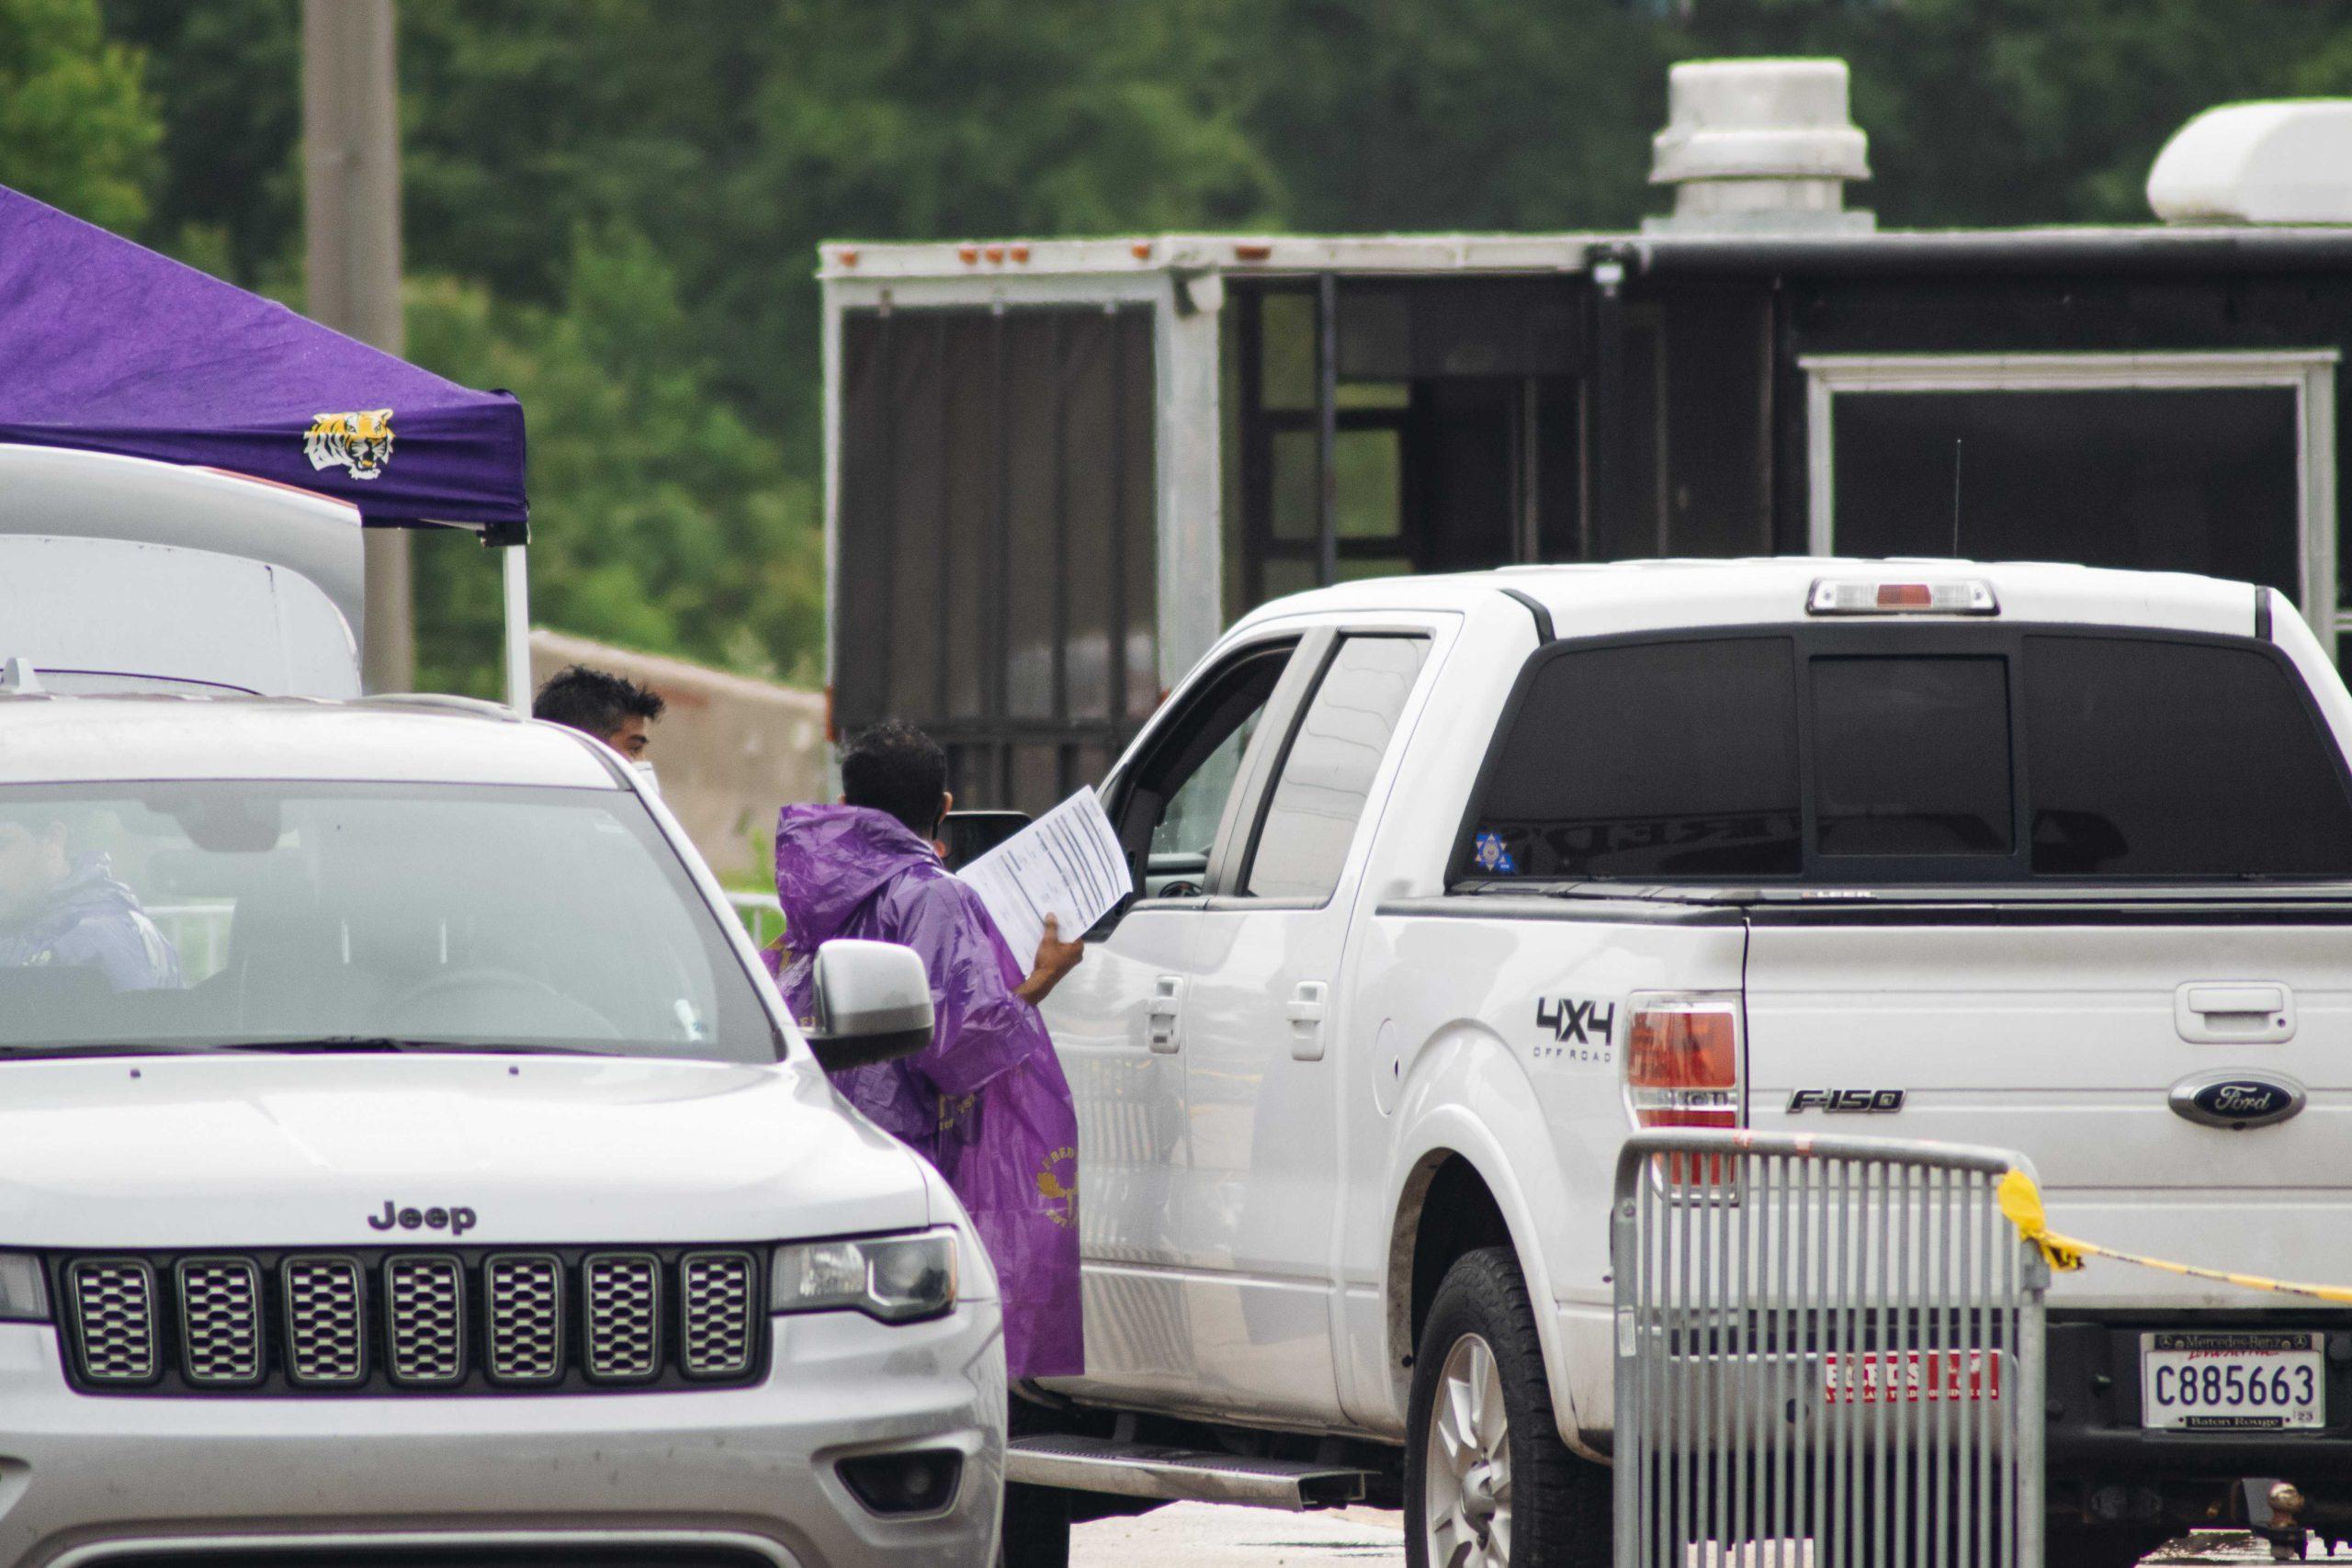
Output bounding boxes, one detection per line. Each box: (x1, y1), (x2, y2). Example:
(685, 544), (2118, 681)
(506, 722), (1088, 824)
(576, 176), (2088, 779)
(302, 0), (413, 692)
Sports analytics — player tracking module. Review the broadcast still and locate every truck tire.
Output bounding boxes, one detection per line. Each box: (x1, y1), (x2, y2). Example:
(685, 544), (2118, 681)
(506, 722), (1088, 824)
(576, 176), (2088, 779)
(1406, 1246), (1609, 1568)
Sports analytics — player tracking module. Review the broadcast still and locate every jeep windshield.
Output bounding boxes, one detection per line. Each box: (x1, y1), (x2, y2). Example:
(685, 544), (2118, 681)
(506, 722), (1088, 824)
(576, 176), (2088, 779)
(0, 781), (785, 1063)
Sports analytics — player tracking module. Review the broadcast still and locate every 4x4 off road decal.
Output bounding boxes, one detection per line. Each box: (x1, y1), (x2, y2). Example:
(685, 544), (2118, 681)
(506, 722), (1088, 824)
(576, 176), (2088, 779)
(1532, 994), (1614, 1066)
(1787, 1088), (1907, 1113)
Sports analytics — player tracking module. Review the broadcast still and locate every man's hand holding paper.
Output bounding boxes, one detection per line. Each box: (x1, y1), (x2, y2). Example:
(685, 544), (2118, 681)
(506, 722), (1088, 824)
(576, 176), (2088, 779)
(956, 786), (1132, 979)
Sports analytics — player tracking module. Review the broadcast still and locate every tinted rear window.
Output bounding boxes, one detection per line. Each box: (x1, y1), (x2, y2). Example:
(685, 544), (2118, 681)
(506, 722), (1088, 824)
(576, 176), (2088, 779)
(2024, 636), (2352, 875)
(1468, 629), (2352, 883)
(1473, 638), (1801, 877)
(1813, 657), (2013, 858)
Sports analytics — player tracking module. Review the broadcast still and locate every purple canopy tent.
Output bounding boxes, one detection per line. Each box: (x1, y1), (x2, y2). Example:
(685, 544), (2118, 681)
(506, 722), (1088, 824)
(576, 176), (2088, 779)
(0, 185), (535, 704)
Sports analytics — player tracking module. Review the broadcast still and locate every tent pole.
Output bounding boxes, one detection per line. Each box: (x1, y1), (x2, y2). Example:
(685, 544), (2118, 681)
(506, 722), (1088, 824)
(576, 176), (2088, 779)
(502, 543), (533, 715)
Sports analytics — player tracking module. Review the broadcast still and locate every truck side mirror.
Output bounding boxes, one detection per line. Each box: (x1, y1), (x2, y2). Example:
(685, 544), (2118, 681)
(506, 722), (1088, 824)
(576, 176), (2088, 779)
(805, 940), (933, 1074)
(938, 809), (1031, 872)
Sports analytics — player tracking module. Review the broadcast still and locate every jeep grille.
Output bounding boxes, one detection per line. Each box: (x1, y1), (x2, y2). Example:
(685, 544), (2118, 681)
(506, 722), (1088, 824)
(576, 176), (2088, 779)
(680, 1251), (758, 1379)
(584, 1252), (662, 1382)
(51, 1246), (767, 1396)
(484, 1254), (564, 1383)
(66, 1258), (158, 1384)
(177, 1258), (264, 1386)
(384, 1255), (465, 1385)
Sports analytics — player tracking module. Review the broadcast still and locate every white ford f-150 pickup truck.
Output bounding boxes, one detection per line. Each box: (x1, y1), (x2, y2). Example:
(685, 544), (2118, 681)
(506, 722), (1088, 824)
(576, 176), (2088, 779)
(1009, 558), (2352, 1568)
(0, 694), (1004, 1568)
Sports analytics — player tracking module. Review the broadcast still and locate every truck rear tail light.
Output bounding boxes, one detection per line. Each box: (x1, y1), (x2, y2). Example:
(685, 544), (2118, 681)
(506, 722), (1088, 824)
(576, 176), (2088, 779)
(1807, 578), (1998, 616)
(1625, 995), (1744, 1183)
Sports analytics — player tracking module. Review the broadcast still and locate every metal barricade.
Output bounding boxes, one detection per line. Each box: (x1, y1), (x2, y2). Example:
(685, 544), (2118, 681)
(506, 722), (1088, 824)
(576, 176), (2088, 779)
(1611, 1131), (2050, 1568)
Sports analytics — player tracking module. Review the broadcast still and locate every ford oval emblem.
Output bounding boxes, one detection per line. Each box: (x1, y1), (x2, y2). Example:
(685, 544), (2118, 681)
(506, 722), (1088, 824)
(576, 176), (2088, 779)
(2169, 1070), (2307, 1130)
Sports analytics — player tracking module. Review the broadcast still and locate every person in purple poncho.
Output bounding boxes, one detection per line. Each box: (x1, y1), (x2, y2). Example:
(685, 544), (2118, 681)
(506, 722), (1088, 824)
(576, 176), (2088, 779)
(769, 722), (1085, 1388)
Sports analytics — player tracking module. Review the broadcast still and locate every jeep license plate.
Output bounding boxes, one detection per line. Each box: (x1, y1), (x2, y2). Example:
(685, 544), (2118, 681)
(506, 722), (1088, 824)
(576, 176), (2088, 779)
(2141, 1332), (2324, 1431)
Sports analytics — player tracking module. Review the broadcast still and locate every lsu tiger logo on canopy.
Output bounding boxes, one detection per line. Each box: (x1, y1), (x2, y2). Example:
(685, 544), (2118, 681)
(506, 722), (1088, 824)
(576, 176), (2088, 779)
(303, 408), (395, 480)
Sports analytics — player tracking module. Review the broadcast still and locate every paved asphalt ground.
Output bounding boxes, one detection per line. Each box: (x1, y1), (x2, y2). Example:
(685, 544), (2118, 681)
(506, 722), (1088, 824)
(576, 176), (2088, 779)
(1072, 1506), (2352, 1565)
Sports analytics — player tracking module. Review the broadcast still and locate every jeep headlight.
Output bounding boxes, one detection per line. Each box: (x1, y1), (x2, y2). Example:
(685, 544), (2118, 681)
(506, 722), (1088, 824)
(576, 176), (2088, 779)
(772, 1230), (956, 1324)
(0, 1253), (49, 1322)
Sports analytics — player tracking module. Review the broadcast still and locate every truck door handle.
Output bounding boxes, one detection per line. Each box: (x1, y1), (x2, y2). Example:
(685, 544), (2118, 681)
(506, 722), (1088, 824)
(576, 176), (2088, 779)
(2188, 985), (2285, 1016)
(2176, 981), (2295, 1043)
(1147, 976), (1185, 1054)
(1288, 981), (1329, 1062)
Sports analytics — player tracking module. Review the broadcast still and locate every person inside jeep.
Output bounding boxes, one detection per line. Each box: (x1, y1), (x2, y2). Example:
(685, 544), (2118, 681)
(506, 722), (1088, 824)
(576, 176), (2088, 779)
(0, 809), (181, 991)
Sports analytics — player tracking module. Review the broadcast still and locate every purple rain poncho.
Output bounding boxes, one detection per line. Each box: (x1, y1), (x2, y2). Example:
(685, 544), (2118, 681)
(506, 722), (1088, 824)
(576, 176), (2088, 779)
(770, 804), (1083, 1381)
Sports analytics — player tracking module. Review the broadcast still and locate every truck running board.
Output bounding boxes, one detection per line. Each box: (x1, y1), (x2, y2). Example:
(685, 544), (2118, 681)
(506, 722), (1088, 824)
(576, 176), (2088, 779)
(1005, 1434), (1373, 1511)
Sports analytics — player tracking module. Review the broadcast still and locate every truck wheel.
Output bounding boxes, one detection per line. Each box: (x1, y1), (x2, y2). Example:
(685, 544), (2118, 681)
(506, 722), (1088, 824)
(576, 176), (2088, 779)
(1406, 1246), (1608, 1568)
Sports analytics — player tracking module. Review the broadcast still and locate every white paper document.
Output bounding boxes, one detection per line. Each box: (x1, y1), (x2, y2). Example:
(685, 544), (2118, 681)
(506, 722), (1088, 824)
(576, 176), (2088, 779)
(958, 786), (1133, 972)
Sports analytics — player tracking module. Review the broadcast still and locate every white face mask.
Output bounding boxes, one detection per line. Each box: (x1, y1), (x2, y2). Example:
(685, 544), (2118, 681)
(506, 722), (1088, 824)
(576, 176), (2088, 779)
(632, 760), (662, 796)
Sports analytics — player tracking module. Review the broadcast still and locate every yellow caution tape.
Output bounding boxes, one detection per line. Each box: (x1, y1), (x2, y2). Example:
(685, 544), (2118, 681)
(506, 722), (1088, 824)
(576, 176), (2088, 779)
(1996, 1168), (2352, 1304)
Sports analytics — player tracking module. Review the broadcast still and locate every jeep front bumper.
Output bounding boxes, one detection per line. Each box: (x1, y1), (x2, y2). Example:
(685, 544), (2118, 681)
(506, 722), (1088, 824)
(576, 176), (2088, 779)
(0, 1303), (1004, 1568)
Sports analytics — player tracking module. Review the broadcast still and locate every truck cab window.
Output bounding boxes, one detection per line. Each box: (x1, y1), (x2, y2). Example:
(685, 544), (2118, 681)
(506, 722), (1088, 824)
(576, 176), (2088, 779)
(1118, 643), (1295, 897)
(1473, 637), (1802, 878)
(1812, 657), (2013, 858)
(1243, 635), (1429, 900)
(2024, 636), (2352, 875)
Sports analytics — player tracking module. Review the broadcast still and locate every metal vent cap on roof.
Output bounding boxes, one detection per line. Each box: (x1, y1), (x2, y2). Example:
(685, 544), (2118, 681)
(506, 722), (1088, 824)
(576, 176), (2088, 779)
(1646, 58), (1873, 236)
(2147, 101), (2352, 226)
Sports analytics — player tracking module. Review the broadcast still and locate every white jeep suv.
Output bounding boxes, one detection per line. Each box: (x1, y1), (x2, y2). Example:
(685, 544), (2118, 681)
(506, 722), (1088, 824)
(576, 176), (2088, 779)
(0, 694), (1002, 1568)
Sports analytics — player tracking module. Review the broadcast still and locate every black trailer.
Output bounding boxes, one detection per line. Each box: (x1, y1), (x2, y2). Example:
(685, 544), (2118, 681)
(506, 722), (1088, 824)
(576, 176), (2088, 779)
(822, 178), (2352, 813)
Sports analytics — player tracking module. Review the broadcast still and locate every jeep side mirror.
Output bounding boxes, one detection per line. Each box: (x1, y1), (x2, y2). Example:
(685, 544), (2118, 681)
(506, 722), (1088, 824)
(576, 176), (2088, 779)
(805, 940), (933, 1074)
(938, 809), (1031, 872)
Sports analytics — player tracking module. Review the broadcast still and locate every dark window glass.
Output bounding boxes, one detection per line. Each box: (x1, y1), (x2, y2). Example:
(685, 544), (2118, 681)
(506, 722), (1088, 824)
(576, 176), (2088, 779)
(1475, 638), (1800, 877)
(1813, 658), (2012, 857)
(1833, 388), (2299, 601)
(1246, 637), (1430, 900)
(2024, 637), (2352, 876)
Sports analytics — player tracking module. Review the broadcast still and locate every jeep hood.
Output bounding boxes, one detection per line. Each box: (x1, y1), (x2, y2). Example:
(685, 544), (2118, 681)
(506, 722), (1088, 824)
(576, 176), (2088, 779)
(0, 1055), (933, 1247)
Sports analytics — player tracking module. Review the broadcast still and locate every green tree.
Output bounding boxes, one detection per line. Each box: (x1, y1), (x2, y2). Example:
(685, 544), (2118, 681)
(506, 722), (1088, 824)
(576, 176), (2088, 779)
(404, 224), (821, 697)
(89, 0), (2352, 696)
(1227, 0), (1669, 233)
(2, 0), (159, 231)
(99, 0), (297, 283)
(1674, 0), (2352, 226)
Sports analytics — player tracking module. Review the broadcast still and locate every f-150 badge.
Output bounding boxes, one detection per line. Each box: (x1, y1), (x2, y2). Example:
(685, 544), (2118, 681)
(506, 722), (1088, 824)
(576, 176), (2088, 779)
(1787, 1089), (1906, 1113)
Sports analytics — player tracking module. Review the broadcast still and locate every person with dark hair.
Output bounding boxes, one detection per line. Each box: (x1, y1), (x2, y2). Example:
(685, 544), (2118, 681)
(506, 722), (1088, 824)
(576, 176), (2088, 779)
(531, 664), (666, 760)
(769, 721), (1085, 1385)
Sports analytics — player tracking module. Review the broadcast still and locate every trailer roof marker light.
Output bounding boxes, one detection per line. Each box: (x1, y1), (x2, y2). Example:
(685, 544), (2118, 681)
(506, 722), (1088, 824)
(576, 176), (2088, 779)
(956, 243), (979, 265)
(984, 244), (1005, 264)
(1233, 242), (1272, 263)
(1807, 578), (1999, 616)
(1131, 240), (1154, 261)
(1009, 243), (1030, 264)
(835, 247), (859, 268)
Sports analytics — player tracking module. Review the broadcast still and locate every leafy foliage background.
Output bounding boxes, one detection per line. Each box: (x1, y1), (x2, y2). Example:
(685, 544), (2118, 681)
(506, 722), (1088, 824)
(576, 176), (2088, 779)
(6, 0), (2352, 692)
